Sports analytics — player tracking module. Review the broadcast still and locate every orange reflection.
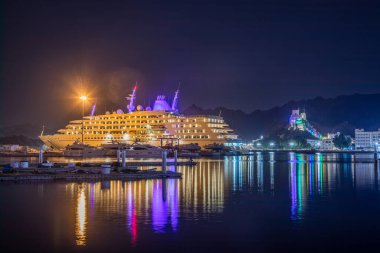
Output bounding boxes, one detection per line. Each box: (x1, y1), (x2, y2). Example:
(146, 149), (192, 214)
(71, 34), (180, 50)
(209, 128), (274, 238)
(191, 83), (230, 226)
(75, 186), (87, 246)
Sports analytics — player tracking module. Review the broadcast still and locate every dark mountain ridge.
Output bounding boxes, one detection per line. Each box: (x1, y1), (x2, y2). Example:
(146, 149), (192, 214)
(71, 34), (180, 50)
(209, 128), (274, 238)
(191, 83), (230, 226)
(183, 93), (380, 140)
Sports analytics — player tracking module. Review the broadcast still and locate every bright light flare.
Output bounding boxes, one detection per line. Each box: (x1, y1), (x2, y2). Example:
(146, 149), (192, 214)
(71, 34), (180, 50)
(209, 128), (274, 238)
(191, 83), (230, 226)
(80, 95), (87, 101)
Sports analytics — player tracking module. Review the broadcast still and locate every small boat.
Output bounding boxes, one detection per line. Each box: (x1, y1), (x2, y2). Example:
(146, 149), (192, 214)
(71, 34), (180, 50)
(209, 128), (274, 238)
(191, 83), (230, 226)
(63, 142), (106, 157)
(178, 143), (201, 157)
(200, 143), (225, 156)
(101, 141), (131, 156)
(124, 143), (162, 158)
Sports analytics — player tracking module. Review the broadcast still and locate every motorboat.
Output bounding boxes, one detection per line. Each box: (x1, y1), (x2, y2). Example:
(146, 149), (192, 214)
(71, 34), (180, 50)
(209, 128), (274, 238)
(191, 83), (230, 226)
(63, 142), (106, 157)
(124, 143), (162, 158)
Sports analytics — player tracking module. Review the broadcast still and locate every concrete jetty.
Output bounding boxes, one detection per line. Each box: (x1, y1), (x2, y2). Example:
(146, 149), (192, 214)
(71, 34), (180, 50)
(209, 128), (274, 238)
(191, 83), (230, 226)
(0, 169), (182, 182)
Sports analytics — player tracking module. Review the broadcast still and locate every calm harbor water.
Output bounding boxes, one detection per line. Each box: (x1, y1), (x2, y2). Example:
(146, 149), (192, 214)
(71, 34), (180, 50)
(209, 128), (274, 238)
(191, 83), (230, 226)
(1, 152), (380, 252)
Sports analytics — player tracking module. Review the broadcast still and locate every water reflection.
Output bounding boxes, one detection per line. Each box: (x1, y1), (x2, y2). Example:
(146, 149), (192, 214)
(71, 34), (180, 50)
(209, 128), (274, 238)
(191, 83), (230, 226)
(152, 179), (178, 233)
(75, 186), (87, 246)
(60, 154), (380, 247)
(178, 161), (225, 214)
(288, 153), (379, 222)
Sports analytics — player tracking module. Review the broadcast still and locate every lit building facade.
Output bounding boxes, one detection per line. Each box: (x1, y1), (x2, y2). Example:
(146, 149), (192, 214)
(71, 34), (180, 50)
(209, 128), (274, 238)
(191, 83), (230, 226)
(355, 129), (380, 150)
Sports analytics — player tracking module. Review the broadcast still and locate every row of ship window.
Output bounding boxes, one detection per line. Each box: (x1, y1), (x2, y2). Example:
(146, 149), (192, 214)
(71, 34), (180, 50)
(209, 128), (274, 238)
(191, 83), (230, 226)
(175, 129), (206, 133)
(83, 136), (147, 140)
(174, 135), (210, 139)
(83, 118), (223, 124)
(73, 126), (154, 130)
(84, 120), (161, 124)
(94, 115), (158, 120)
(73, 135), (211, 140)
(71, 124), (225, 130)
(171, 124), (224, 128)
(66, 131), (148, 135)
(211, 129), (228, 133)
(172, 124), (199, 128)
(96, 114), (222, 122)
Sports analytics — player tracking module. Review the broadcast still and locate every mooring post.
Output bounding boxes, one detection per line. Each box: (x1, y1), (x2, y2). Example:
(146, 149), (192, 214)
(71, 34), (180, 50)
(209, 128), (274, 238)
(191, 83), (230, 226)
(162, 149), (167, 173)
(375, 151), (378, 165)
(39, 146), (43, 164)
(117, 149), (121, 165)
(174, 149), (178, 166)
(122, 150), (126, 168)
(162, 178), (167, 201)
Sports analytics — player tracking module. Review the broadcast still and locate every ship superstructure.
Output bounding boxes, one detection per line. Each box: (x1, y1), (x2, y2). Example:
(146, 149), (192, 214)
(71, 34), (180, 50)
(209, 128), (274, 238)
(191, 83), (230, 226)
(40, 87), (239, 150)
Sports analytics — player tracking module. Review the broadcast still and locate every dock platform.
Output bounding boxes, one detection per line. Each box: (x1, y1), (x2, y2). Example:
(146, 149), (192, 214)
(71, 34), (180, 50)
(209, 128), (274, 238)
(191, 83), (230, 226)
(0, 169), (182, 182)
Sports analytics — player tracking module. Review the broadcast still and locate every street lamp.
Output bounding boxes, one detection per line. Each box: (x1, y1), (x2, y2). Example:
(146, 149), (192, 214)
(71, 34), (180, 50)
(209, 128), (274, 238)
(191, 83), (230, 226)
(80, 95), (87, 144)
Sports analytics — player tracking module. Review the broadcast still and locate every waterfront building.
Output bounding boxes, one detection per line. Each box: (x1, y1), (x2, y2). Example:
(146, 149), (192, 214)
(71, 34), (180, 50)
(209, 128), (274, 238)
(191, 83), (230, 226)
(40, 87), (239, 150)
(306, 137), (335, 150)
(321, 138), (335, 150)
(306, 139), (321, 149)
(0, 144), (23, 152)
(355, 129), (380, 150)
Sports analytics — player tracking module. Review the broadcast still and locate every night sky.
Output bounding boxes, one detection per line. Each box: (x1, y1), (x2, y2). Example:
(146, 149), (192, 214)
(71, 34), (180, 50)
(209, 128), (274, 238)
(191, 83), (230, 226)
(1, 0), (380, 128)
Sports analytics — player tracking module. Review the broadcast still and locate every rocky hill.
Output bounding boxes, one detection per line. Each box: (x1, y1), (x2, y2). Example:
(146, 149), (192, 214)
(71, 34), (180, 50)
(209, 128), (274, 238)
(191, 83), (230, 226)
(183, 93), (380, 140)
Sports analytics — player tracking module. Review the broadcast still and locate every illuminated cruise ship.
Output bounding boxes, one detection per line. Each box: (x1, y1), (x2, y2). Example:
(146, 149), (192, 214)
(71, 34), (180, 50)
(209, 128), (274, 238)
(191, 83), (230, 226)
(40, 86), (239, 150)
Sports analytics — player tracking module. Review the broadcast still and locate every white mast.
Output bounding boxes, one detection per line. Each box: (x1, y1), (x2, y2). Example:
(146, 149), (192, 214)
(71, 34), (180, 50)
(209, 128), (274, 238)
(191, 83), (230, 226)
(127, 84), (138, 113)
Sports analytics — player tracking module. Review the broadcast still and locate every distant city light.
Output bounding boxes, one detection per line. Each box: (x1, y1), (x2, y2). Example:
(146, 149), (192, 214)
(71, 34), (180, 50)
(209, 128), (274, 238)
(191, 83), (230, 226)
(257, 143), (262, 146)
(289, 142), (295, 146)
(270, 142), (275, 146)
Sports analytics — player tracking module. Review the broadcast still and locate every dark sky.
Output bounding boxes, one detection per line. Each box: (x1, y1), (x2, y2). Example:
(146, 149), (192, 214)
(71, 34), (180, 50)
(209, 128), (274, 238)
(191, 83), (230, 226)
(1, 0), (380, 128)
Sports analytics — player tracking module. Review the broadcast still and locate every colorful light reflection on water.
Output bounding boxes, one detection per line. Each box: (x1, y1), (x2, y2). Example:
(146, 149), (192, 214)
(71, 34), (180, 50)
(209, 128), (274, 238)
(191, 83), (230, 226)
(62, 154), (380, 243)
(1, 153), (380, 252)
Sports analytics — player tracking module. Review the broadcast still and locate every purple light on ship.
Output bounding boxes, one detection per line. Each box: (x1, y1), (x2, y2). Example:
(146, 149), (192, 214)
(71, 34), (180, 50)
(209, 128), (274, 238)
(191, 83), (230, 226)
(90, 104), (96, 116)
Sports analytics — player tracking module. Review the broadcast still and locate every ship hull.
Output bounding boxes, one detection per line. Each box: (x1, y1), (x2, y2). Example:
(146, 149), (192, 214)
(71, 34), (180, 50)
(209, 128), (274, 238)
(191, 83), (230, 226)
(40, 134), (227, 150)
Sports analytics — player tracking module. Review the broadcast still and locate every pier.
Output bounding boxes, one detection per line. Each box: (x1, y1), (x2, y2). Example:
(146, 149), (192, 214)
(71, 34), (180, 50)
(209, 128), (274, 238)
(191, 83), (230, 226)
(0, 170), (182, 182)
(0, 153), (196, 182)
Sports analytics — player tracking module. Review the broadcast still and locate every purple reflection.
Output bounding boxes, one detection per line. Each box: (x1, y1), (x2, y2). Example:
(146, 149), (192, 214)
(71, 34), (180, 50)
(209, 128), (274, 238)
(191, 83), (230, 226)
(126, 183), (137, 246)
(152, 179), (179, 233)
(290, 162), (297, 221)
(309, 163), (313, 197)
(169, 180), (178, 232)
(152, 180), (168, 233)
(89, 183), (96, 216)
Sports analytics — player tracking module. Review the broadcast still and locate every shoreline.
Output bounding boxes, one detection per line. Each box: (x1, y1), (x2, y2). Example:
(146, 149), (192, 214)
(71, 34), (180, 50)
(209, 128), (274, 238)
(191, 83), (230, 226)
(0, 149), (377, 158)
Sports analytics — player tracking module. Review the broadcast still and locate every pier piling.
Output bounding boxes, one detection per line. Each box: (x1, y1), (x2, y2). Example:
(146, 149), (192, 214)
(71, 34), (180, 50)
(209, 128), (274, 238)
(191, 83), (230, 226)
(38, 146), (43, 164)
(117, 149), (121, 165)
(174, 150), (178, 166)
(162, 149), (167, 173)
(122, 150), (126, 168)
